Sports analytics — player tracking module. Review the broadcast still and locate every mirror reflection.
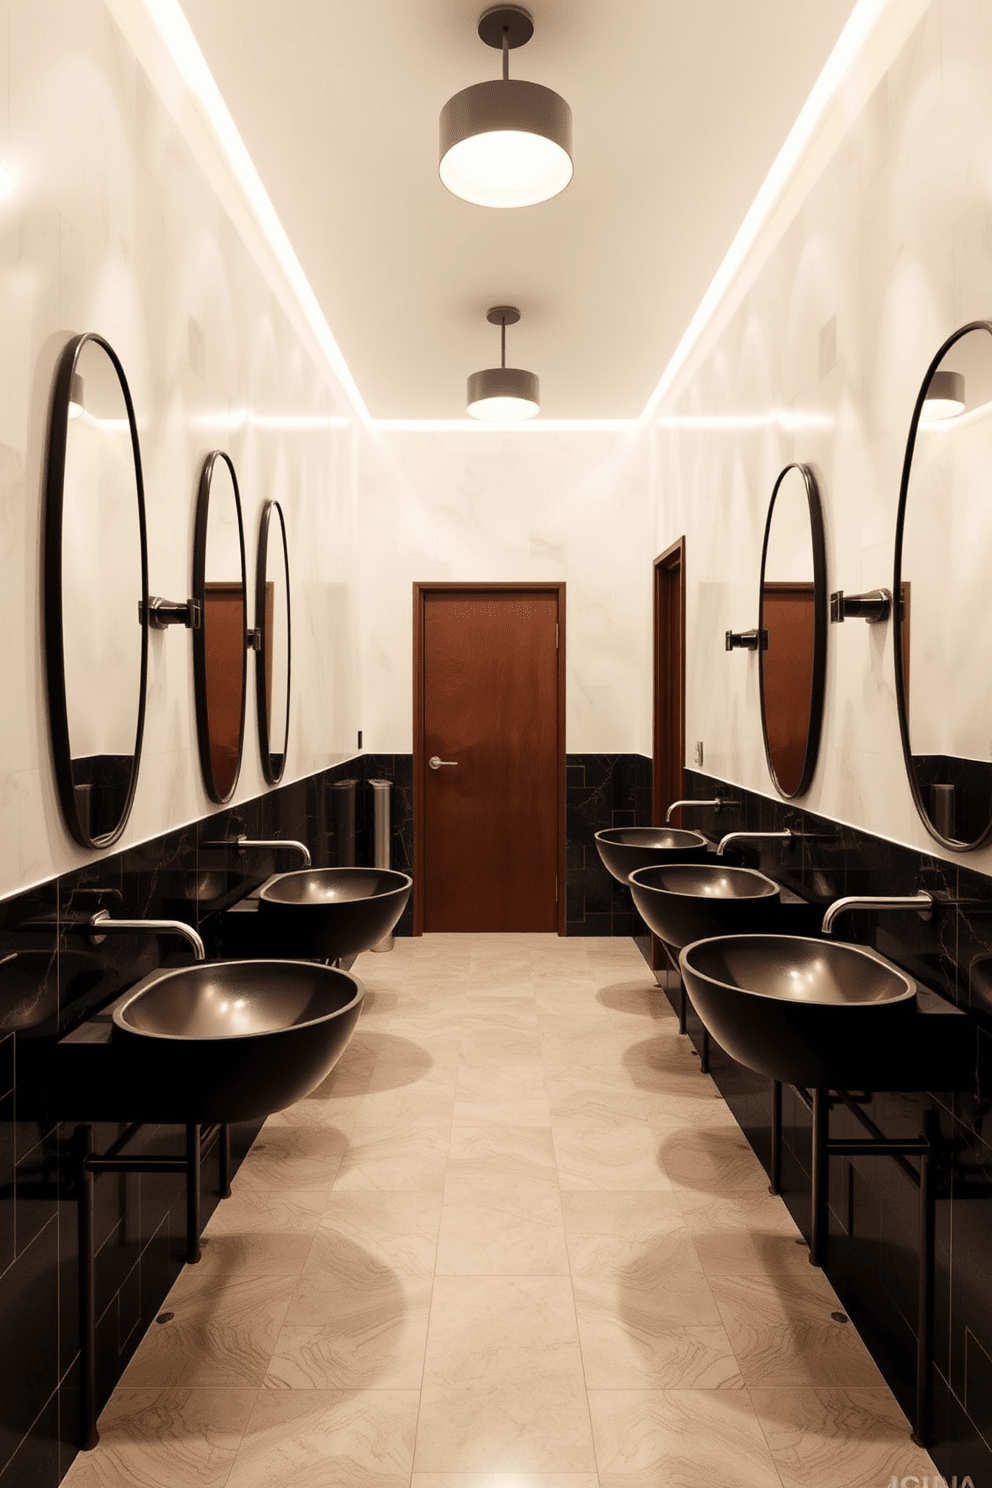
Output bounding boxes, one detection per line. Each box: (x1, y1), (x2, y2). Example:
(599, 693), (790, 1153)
(758, 463), (826, 798)
(45, 334), (148, 847)
(256, 501), (291, 784)
(895, 321), (992, 848)
(193, 452), (247, 804)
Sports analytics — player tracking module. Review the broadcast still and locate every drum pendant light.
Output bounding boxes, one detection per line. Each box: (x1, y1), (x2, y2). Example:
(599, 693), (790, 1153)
(440, 6), (573, 209)
(467, 306), (540, 421)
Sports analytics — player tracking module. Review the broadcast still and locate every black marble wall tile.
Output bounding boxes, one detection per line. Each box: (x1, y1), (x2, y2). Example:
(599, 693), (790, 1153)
(565, 753), (653, 936)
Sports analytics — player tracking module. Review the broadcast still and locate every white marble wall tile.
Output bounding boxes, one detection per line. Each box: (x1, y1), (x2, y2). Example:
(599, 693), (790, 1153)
(0, 0), (366, 899)
(649, 0), (992, 875)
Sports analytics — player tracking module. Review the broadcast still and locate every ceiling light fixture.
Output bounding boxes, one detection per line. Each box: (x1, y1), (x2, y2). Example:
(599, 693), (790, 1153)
(439, 5), (572, 209)
(467, 306), (540, 421)
(921, 369), (966, 422)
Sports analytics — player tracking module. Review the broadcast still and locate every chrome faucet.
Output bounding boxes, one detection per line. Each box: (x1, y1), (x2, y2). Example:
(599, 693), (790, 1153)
(716, 829), (792, 857)
(201, 834), (312, 867)
(821, 891), (933, 935)
(665, 798), (734, 822)
(89, 910), (205, 961)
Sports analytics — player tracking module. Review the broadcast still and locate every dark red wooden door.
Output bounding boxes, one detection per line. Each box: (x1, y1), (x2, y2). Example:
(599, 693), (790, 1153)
(419, 588), (561, 931)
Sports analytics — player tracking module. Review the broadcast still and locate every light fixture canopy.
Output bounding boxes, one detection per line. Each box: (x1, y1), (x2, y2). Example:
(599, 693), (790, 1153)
(921, 368), (966, 422)
(439, 6), (573, 209)
(467, 306), (540, 421)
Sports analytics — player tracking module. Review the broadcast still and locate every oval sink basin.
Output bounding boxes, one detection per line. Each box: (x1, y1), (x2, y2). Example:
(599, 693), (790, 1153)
(679, 934), (917, 1088)
(257, 867), (413, 960)
(111, 959), (363, 1123)
(594, 827), (708, 885)
(629, 864), (780, 948)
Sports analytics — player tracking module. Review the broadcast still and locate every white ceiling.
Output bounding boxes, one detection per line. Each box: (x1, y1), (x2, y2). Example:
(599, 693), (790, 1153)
(177, 0), (858, 421)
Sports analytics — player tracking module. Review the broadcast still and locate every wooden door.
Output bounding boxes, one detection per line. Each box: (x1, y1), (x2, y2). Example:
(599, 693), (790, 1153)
(652, 540), (686, 972)
(414, 584), (565, 933)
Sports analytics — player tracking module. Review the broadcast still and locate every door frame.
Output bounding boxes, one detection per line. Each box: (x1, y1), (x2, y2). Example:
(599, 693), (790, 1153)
(412, 581), (567, 936)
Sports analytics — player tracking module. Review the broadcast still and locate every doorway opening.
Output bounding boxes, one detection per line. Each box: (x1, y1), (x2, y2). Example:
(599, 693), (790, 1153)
(652, 538), (687, 971)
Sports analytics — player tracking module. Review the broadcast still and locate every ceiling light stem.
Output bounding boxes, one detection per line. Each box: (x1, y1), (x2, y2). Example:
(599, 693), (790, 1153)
(502, 28), (510, 81)
(501, 318), (506, 368)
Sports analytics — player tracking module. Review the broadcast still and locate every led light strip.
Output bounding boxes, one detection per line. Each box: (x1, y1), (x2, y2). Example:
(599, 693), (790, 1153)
(640, 0), (933, 425)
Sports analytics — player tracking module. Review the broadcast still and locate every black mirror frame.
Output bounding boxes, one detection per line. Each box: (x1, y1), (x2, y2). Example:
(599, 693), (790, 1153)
(757, 462), (828, 799)
(43, 332), (149, 849)
(255, 500), (291, 785)
(893, 318), (992, 851)
(192, 450), (248, 805)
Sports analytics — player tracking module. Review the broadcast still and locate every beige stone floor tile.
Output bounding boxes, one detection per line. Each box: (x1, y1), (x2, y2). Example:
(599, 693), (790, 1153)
(460, 1026), (544, 1064)
(412, 1476), (600, 1488)
(546, 1084), (646, 1124)
(265, 1090), (364, 1131)
(265, 1303), (430, 1389)
(552, 1119), (672, 1191)
(61, 1388), (257, 1488)
(233, 1124), (349, 1191)
(225, 1388), (419, 1488)
(641, 1089), (738, 1129)
(444, 1121), (558, 1196)
(202, 1187), (328, 1237)
(621, 1036), (713, 1097)
(749, 1387), (936, 1488)
(333, 1124), (451, 1190)
(657, 1126), (772, 1193)
(120, 1271), (300, 1388)
(453, 1060), (548, 1106)
(576, 1313), (743, 1390)
(711, 1273), (888, 1388)
(541, 1032), (628, 1075)
(452, 1094), (553, 1126)
(423, 1276), (584, 1389)
(414, 1380), (597, 1474)
(436, 1187), (569, 1275)
(589, 1388), (786, 1488)
(318, 1190), (443, 1272)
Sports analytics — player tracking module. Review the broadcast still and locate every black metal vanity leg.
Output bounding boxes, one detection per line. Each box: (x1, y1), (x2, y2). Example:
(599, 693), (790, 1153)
(76, 1124), (99, 1451)
(678, 983), (687, 1035)
(913, 1118), (937, 1447)
(700, 1027), (710, 1074)
(810, 1089), (829, 1267)
(186, 1124), (202, 1264)
(769, 1080), (782, 1196)
(219, 1123), (231, 1199)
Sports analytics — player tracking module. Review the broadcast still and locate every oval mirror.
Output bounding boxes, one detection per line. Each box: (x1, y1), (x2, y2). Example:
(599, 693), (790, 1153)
(255, 500), (291, 784)
(894, 320), (992, 849)
(44, 334), (149, 848)
(758, 463), (827, 798)
(193, 451), (247, 804)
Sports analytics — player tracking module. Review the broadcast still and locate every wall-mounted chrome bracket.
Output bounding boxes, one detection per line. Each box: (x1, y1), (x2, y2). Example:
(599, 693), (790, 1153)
(725, 628), (766, 651)
(247, 627), (261, 651)
(829, 588), (891, 624)
(142, 596), (202, 630)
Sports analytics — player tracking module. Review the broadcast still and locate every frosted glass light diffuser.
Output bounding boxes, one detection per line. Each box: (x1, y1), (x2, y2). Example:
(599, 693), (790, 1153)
(466, 366), (540, 420)
(440, 79), (572, 208)
(921, 369), (966, 422)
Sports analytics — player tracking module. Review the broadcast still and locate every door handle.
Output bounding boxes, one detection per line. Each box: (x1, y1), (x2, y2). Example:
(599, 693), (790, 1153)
(429, 755), (458, 771)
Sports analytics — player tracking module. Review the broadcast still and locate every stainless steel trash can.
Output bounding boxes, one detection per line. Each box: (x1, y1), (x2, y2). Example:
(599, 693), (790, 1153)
(369, 778), (394, 952)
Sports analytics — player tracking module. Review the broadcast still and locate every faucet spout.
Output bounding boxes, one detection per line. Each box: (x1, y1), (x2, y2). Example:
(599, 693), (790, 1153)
(89, 911), (206, 961)
(665, 798), (727, 823)
(820, 891), (933, 936)
(201, 835), (312, 867)
(716, 829), (792, 857)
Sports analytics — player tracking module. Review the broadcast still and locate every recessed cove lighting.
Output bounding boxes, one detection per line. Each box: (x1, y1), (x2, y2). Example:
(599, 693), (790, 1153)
(921, 368), (966, 422)
(439, 6), (572, 209)
(467, 306), (540, 421)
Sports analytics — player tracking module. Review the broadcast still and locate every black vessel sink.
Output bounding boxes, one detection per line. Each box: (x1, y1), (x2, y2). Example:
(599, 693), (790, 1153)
(256, 867), (412, 960)
(23, 959), (363, 1125)
(629, 864), (780, 948)
(594, 827), (709, 884)
(678, 933), (970, 1090)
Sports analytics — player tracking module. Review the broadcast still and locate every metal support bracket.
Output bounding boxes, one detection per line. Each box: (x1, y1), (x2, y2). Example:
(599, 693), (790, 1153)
(141, 596), (202, 630)
(725, 628), (766, 651)
(829, 588), (892, 624)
